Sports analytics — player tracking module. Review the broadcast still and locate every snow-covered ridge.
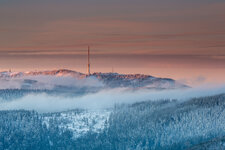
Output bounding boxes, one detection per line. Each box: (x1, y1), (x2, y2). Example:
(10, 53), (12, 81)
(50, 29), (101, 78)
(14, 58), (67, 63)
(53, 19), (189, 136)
(93, 72), (155, 80)
(0, 69), (171, 81)
(92, 72), (187, 89)
(0, 69), (188, 89)
(0, 69), (86, 79)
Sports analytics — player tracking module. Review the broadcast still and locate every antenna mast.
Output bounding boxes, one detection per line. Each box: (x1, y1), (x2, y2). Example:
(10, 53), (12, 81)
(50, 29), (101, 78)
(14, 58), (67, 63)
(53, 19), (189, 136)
(87, 46), (90, 76)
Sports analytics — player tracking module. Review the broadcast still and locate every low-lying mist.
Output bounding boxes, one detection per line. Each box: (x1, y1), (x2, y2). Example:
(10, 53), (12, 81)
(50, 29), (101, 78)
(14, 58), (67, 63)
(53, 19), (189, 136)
(0, 75), (104, 89)
(0, 84), (225, 113)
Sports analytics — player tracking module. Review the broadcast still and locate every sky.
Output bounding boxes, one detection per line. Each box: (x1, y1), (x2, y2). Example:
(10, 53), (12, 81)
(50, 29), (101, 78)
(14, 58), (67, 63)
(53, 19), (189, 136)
(0, 0), (225, 86)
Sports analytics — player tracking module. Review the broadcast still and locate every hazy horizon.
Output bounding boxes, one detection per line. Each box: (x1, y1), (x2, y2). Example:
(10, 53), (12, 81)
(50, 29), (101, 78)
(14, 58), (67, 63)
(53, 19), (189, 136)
(0, 53), (224, 86)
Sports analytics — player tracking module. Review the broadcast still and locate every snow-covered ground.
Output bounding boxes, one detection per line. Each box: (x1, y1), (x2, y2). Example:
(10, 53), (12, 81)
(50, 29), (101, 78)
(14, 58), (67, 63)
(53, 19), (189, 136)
(0, 69), (187, 90)
(42, 109), (111, 138)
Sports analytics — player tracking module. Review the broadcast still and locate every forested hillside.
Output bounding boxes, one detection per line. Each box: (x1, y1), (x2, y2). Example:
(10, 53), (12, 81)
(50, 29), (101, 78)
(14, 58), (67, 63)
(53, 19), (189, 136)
(1, 94), (225, 149)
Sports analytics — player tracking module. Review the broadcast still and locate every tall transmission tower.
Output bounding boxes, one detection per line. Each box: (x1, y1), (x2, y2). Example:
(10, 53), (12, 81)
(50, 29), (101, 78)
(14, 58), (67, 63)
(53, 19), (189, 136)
(87, 46), (91, 76)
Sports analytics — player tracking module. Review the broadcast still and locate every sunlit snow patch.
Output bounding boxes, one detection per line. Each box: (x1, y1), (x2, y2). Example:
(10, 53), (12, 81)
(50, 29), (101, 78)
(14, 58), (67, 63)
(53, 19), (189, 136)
(42, 109), (111, 138)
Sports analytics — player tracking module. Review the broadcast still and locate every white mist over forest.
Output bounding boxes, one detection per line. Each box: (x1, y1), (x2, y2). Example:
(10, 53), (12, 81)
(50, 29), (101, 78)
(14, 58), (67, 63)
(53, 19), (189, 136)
(0, 84), (224, 113)
(0, 75), (103, 89)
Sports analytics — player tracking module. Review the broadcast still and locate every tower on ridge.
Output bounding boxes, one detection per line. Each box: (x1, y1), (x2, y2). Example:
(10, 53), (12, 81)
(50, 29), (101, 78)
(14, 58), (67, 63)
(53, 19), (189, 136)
(87, 46), (90, 76)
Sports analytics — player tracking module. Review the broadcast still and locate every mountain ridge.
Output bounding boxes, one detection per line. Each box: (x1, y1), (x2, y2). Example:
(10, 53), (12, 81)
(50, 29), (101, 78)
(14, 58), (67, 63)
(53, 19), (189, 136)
(0, 69), (189, 89)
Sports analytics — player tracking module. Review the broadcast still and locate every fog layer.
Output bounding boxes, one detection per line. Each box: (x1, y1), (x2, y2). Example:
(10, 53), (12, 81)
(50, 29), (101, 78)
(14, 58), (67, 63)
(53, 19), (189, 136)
(0, 84), (224, 113)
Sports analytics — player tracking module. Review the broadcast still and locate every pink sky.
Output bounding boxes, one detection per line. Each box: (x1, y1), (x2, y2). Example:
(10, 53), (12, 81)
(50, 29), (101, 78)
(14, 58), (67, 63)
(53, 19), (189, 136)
(0, 0), (224, 86)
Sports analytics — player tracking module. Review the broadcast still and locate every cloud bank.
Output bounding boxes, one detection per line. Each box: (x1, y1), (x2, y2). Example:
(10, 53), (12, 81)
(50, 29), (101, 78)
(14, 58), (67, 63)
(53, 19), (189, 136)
(0, 84), (224, 113)
(0, 75), (104, 89)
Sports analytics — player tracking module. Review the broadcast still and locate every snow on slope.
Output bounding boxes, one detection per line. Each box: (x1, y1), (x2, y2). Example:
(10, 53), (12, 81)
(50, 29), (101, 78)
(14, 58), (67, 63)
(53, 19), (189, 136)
(0, 69), (188, 90)
(42, 109), (111, 138)
(0, 69), (85, 78)
(92, 72), (188, 89)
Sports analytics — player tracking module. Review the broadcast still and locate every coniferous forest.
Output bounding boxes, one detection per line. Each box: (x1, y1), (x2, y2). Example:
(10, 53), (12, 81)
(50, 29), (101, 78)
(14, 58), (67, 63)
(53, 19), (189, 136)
(1, 89), (225, 150)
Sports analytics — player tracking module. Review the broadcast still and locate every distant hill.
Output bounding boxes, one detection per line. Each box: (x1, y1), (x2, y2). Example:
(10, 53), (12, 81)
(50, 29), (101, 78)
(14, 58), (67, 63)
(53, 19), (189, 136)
(0, 69), (188, 90)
